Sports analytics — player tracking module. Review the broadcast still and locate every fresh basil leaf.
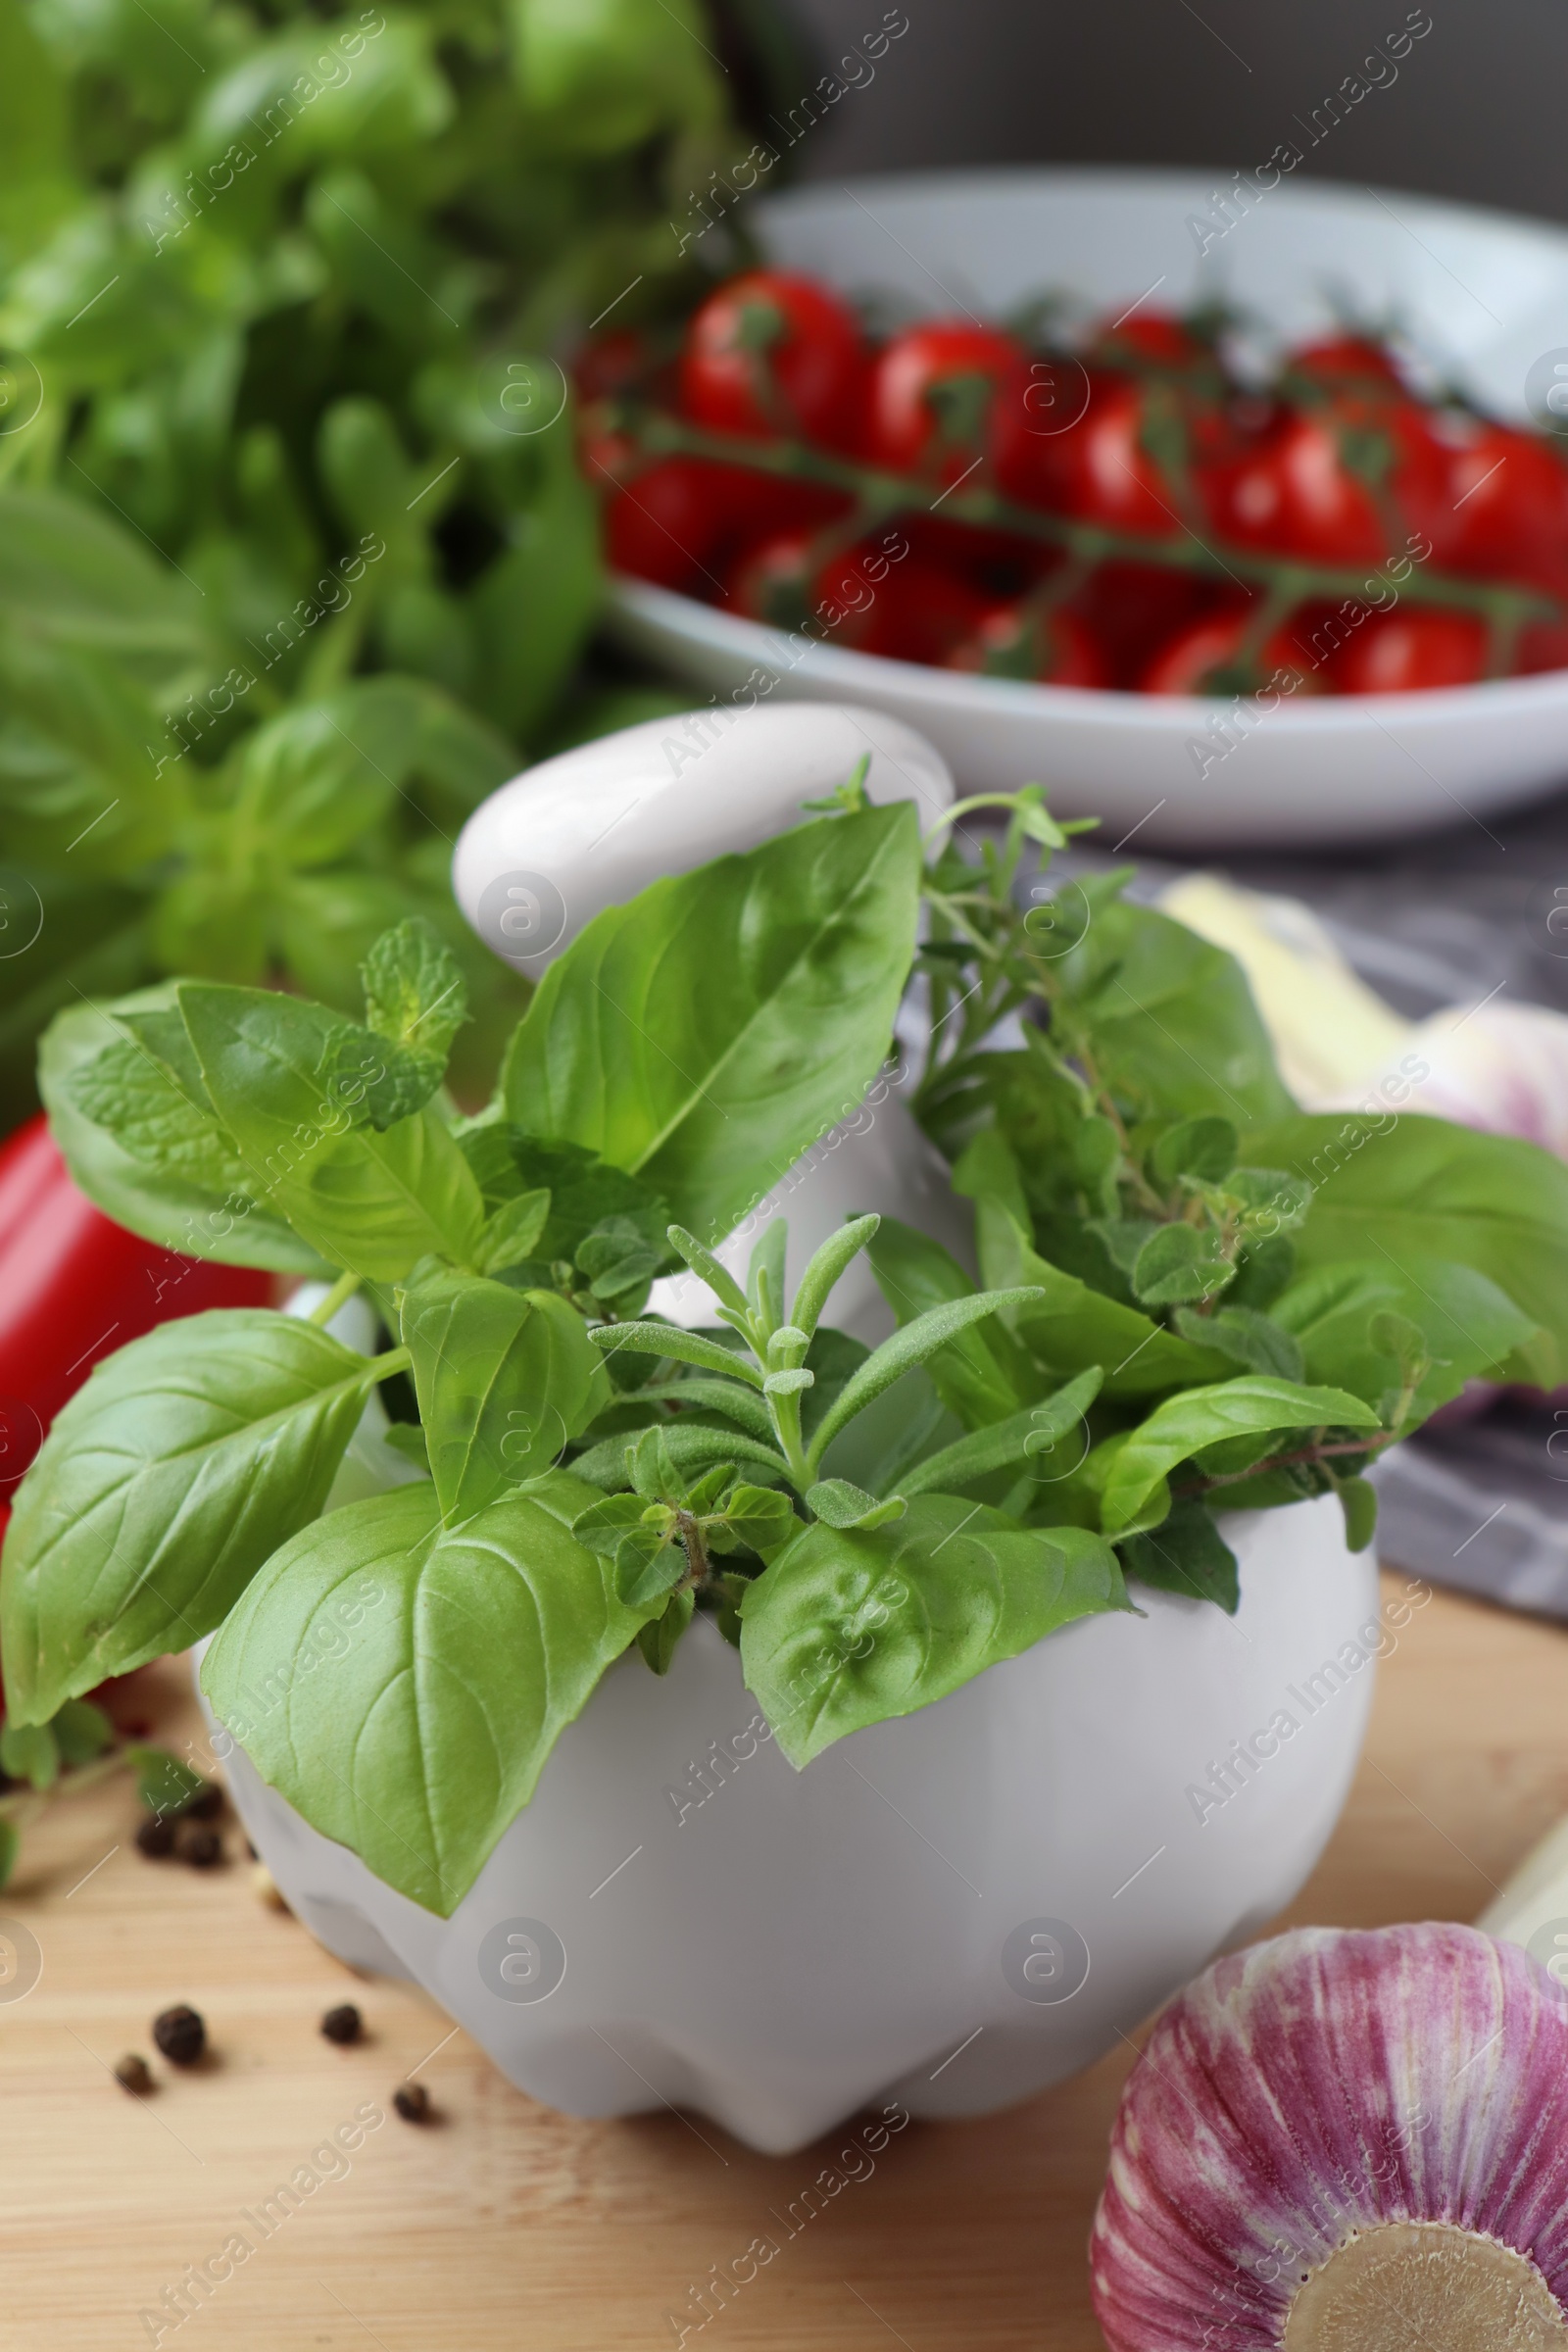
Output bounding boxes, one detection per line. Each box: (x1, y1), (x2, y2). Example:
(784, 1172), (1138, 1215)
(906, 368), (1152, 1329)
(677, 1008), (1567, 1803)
(1119, 1500), (1240, 1613)
(1057, 896), (1296, 1127)
(1271, 1253), (1539, 1421)
(39, 995), (322, 1273)
(502, 805), (921, 1247)
(742, 1495), (1127, 1767)
(1172, 1304), (1304, 1382)
(473, 1189), (551, 1276)
(401, 1269), (610, 1523)
(179, 981), (484, 1279)
(383, 1423), (430, 1472)
(230, 693), (397, 868)
(952, 1132), (1231, 1398)
(361, 915), (468, 1074)
(569, 1493), (654, 1552)
(1, 1311), (381, 1721)
(201, 1480), (655, 1915)
(1099, 1375), (1380, 1537)
(808, 1285), (1046, 1469)
(126, 1745), (209, 1819)
(0, 488), (206, 662)
(899, 1369), (1103, 1499)
(0, 1719), (60, 1789)
(866, 1215), (1041, 1428)
(52, 1696), (113, 1765)
(1246, 1111), (1568, 1386)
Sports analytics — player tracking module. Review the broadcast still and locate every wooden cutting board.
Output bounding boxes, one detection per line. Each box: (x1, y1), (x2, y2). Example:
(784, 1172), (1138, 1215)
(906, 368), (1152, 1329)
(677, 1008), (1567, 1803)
(2, 1567), (1563, 2352)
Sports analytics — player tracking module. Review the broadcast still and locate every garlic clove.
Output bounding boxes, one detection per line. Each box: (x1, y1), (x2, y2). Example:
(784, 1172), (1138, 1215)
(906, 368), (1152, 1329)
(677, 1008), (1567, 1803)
(1092, 1922), (1568, 2351)
(451, 701), (954, 978)
(1387, 1000), (1568, 1164)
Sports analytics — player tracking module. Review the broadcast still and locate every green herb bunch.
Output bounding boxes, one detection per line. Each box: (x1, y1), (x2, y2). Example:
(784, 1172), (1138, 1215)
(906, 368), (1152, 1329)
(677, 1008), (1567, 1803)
(7, 783), (1566, 1916)
(0, 0), (773, 1120)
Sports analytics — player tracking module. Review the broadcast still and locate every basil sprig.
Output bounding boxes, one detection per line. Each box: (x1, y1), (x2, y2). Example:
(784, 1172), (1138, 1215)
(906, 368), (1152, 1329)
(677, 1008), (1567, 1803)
(12, 785), (1566, 1916)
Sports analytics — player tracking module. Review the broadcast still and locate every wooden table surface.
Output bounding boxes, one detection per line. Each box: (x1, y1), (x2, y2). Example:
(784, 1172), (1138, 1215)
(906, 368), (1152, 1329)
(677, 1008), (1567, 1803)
(3, 1568), (1565, 2352)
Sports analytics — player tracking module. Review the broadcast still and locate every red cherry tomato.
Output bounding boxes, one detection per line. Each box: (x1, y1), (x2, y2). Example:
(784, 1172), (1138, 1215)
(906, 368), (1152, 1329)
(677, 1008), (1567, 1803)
(723, 529), (976, 660)
(998, 374), (1180, 537)
(1072, 564), (1216, 687)
(572, 327), (654, 406)
(1091, 311), (1211, 370)
(1425, 417), (1568, 592)
(0, 1113), (270, 1487)
(863, 322), (1030, 486)
(678, 271), (867, 449)
(1287, 334), (1405, 393)
(946, 602), (1111, 686)
(1332, 609), (1490, 693)
(1138, 607), (1322, 696)
(606, 460), (843, 594)
(1202, 406), (1443, 567)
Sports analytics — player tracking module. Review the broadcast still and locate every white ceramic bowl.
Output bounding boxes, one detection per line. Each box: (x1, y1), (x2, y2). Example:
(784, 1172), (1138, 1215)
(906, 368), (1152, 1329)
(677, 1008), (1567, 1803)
(204, 1490), (1375, 2155)
(607, 167), (1568, 850)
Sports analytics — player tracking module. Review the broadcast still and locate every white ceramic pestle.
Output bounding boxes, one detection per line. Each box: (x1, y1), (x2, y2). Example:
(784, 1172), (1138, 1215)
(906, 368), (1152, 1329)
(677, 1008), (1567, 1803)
(451, 702), (972, 1338)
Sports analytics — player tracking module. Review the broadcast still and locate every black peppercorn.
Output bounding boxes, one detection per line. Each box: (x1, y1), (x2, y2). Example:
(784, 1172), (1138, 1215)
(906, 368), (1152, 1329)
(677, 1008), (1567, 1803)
(320, 2003), (363, 2046)
(135, 1816), (175, 1859)
(153, 2004), (206, 2067)
(183, 1783), (223, 1821)
(177, 1823), (222, 1869)
(114, 2053), (152, 2095)
(392, 2081), (429, 2123)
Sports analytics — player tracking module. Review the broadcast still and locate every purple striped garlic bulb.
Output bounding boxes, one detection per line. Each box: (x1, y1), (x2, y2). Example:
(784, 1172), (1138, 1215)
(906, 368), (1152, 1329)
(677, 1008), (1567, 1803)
(1091, 1923), (1568, 2350)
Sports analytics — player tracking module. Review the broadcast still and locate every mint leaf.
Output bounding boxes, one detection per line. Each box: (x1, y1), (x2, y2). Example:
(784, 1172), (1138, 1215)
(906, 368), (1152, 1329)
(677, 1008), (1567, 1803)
(201, 1479), (654, 1915)
(742, 1496), (1126, 1767)
(0, 1311), (381, 1721)
(38, 993), (322, 1274)
(361, 916), (468, 1074)
(179, 981), (484, 1279)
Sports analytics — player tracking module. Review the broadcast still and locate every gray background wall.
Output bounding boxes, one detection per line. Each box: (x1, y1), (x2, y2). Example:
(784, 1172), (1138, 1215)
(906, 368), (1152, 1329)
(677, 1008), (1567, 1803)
(783, 0), (1564, 229)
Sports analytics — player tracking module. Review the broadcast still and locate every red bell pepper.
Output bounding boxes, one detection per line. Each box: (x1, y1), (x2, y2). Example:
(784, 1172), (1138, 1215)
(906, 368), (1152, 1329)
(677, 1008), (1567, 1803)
(0, 1113), (271, 1491)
